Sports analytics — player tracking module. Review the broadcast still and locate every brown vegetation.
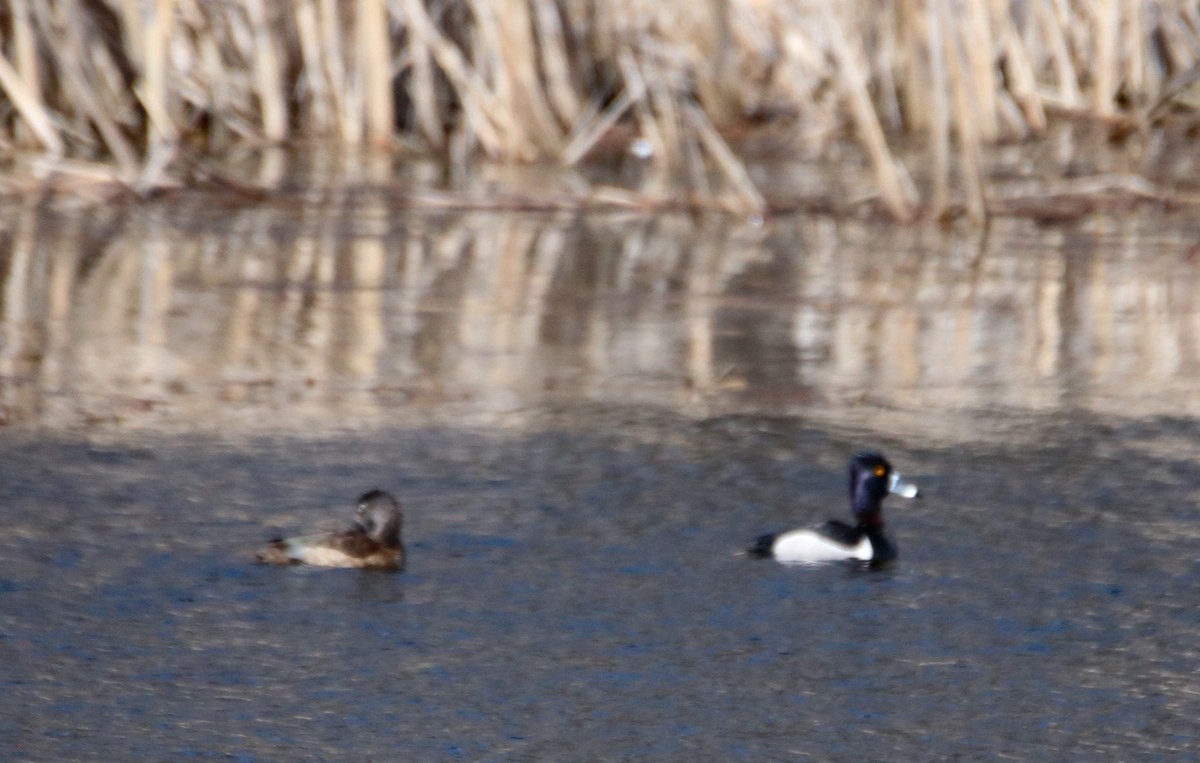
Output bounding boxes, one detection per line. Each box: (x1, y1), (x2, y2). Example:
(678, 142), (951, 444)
(1, 1), (1199, 219)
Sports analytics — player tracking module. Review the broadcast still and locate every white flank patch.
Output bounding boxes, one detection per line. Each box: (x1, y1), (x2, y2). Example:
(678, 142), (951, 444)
(292, 544), (366, 568)
(770, 529), (872, 564)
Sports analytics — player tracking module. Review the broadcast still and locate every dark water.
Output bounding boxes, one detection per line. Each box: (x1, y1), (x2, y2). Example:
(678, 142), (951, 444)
(2, 192), (1200, 760)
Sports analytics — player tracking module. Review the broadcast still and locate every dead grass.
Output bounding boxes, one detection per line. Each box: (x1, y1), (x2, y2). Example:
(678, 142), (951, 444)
(1, 0), (1198, 219)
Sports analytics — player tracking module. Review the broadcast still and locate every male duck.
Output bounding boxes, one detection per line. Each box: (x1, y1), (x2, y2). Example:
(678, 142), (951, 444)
(749, 452), (919, 567)
(257, 489), (406, 570)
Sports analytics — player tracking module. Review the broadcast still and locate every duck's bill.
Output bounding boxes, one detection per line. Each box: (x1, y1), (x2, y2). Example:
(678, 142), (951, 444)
(888, 472), (921, 499)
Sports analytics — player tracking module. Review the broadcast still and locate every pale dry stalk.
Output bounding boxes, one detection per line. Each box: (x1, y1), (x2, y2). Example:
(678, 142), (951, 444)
(936, 0), (986, 222)
(358, 0), (394, 146)
(821, 0), (917, 220)
(246, 0), (287, 141)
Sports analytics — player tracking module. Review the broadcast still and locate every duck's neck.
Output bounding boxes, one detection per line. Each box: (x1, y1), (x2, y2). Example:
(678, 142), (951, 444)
(861, 522), (896, 566)
(855, 510), (884, 528)
(375, 521), (403, 550)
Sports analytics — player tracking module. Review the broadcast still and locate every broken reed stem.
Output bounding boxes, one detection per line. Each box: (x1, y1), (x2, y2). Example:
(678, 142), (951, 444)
(56, 0), (139, 173)
(401, 0), (443, 148)
(3, 0), (1200, 220)
(684, 101), (765, 216)
(10, 0), (40, 147)
(402, 0), (508, 156)
(562, 90), (634, 165)
(1037, 0), (1083, 107)
(0, 50), (63, 155)
(997, 16), (1046, 131)
(821, 0), (916, 221)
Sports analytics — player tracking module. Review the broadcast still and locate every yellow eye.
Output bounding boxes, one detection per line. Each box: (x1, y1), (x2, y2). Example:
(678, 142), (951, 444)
(873, 466), (887, 477)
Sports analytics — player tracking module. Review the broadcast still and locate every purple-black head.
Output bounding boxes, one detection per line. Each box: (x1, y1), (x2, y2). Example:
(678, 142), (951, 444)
(848, 452), (920, 523)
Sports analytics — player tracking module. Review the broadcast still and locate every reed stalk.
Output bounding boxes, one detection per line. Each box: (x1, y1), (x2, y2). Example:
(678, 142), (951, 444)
(937, 0), (986, 223)
(358, 0), (393, 146)
(246, 0), (287, 141)
(925, 0), (950, 217)
(9, 0), (39, 147)
(822, 0), (916, 221)
(295, 0), (332, 133)
(400, 0), (443, 147)
(2, 1), (1198, 220)
(140, 0), (178, 143)
(54, 0), (139, 173)
(1093, 0), (1119, 116)
(0, 50), (62, 155)
(965, 0), (998, 141)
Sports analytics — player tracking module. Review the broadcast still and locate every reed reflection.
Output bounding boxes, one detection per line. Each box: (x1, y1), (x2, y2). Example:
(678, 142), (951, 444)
(0, 193), (1197, 432)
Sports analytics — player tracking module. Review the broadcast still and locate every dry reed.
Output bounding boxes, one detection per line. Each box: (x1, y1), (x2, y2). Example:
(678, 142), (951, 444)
(0, 0), (1198, 218)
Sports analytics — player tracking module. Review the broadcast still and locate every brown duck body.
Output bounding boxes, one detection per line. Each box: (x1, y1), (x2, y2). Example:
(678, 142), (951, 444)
(256, 490), (405, 571)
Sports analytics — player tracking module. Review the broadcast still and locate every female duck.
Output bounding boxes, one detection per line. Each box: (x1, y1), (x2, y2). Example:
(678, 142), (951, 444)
(257, 489), (406, 570)
(749, 452), (919, 567)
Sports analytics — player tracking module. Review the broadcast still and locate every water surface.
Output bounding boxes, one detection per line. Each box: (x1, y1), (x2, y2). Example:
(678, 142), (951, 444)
(1, 193), (1198, 760)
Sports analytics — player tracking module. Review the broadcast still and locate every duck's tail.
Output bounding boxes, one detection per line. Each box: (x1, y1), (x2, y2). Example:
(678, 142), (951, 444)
(256, 538), (298, 565)
(746, 533), (778, 559)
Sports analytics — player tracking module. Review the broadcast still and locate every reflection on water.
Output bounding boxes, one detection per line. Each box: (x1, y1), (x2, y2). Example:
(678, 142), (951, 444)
(4, 187), (1200, 761)
(1, 190), (1198, 434)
